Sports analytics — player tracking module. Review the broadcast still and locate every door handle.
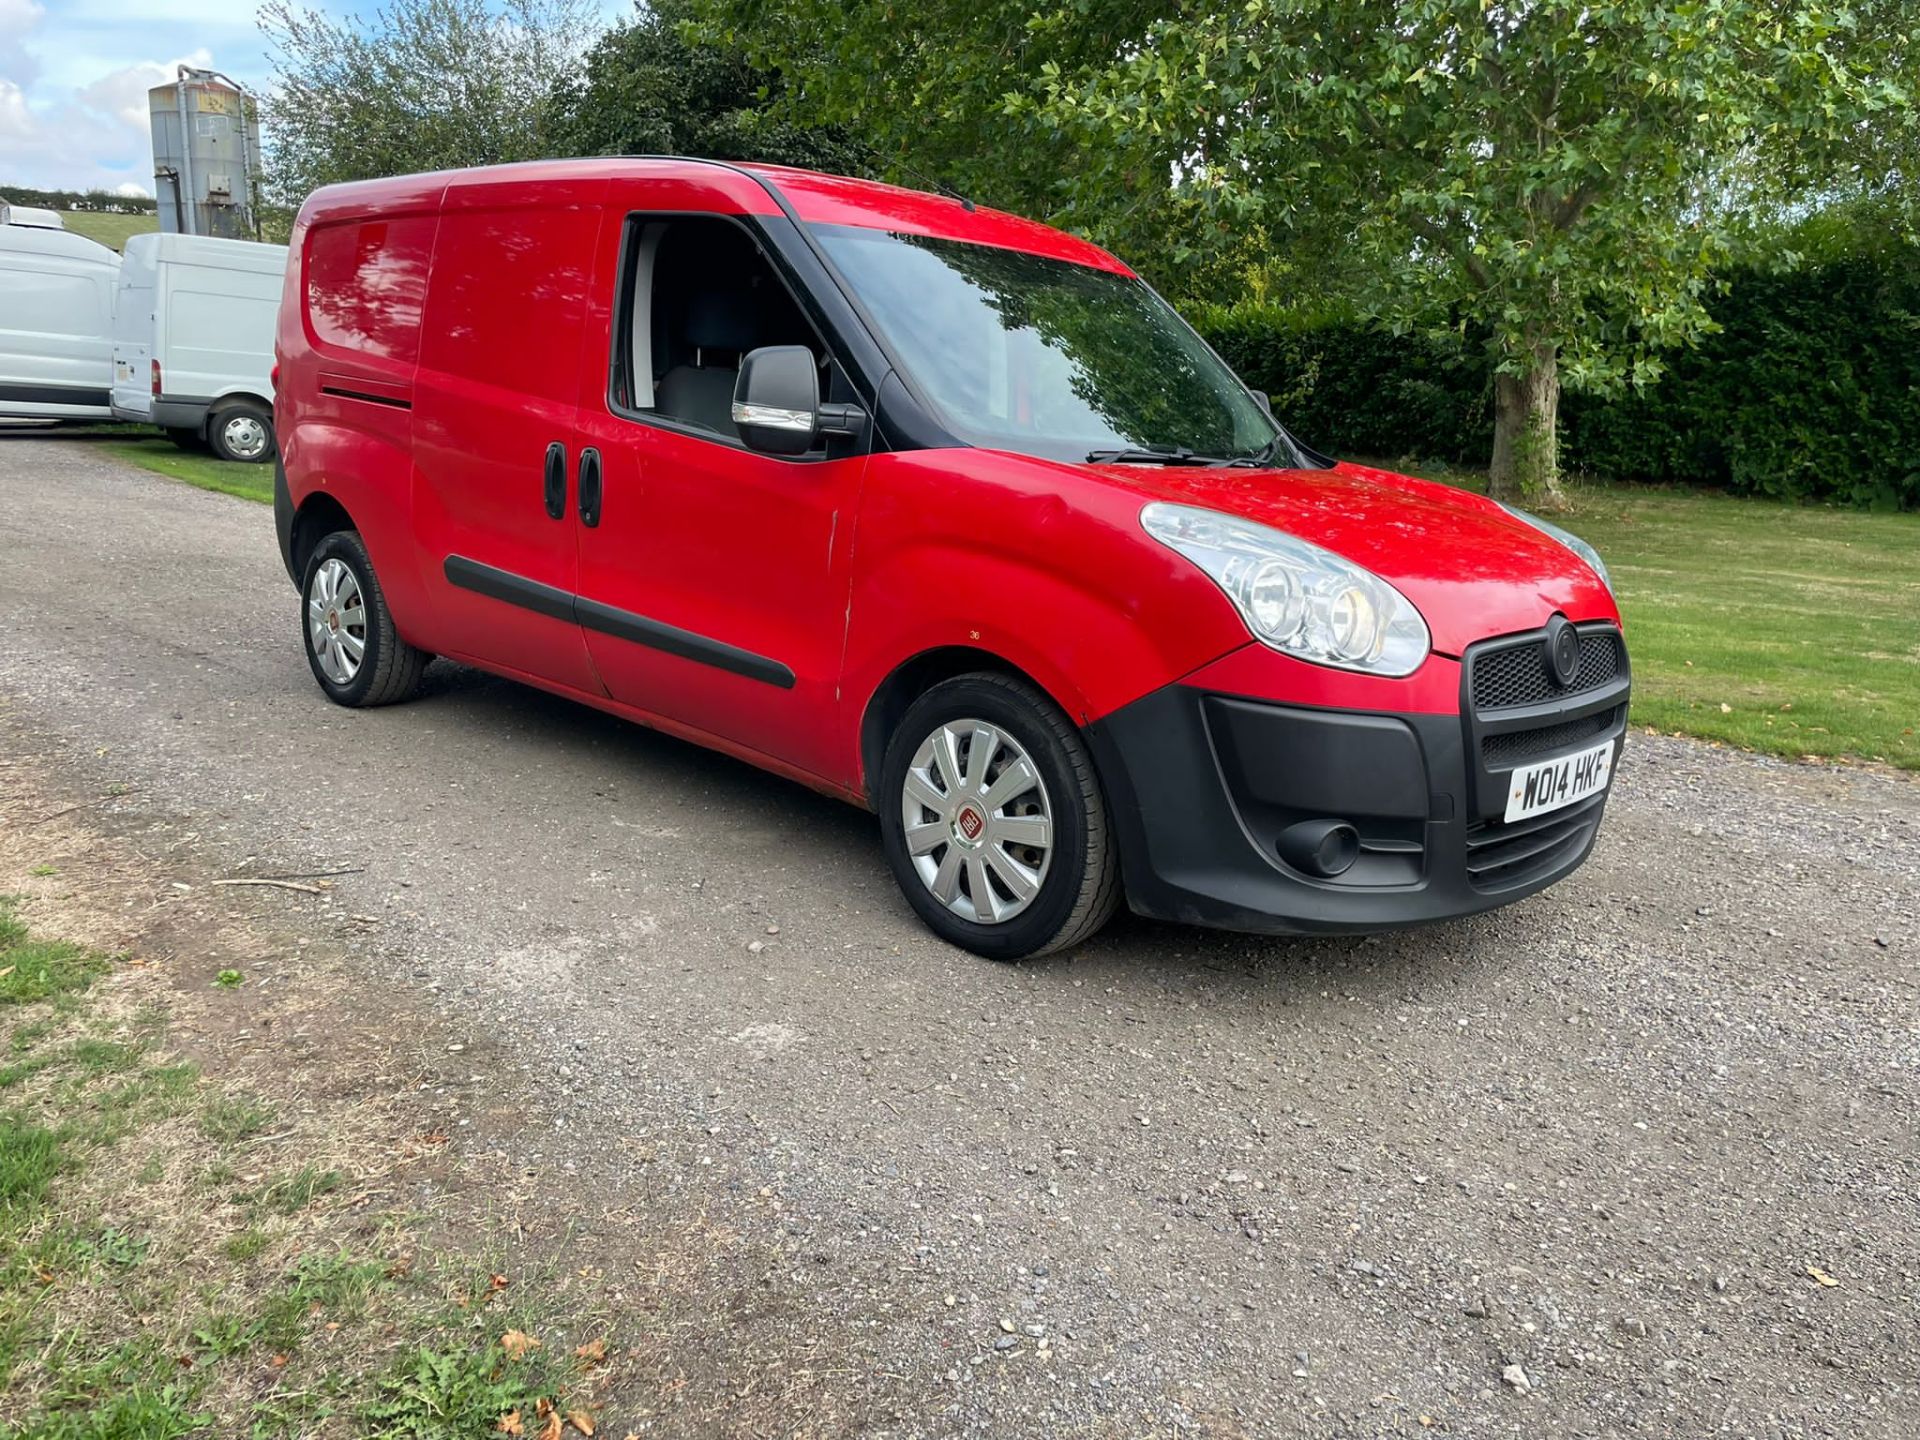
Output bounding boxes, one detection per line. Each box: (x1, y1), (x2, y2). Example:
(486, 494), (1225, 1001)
(543, 442), (567, 520)
(578, 447), (603, 528)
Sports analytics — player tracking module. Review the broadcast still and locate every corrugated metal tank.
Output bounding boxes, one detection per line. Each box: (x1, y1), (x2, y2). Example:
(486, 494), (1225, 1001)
(148, 66), (262, 239)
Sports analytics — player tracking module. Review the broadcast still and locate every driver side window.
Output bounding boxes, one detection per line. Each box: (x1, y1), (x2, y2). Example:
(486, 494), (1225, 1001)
(611, 214), (827, 446)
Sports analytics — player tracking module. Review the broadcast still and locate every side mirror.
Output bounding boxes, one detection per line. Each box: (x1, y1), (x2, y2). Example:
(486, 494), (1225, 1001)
(1249, 388), (1274, 418)
(732, 345), (819, 456)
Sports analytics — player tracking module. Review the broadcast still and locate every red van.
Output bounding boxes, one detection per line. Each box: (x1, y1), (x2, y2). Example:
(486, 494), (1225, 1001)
(274, 159), (1628, 959)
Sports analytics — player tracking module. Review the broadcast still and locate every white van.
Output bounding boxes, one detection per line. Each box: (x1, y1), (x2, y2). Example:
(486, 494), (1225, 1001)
(110, 233), (288, 462)
(0, 205), (120, 421)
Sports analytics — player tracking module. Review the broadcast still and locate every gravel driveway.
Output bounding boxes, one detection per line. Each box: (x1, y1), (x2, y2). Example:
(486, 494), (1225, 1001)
(2, 435), (1915, 1438)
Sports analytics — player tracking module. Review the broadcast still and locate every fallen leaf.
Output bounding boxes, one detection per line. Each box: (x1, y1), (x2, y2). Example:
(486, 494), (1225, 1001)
(1807, 1265), (1840, 1287)
(269, 1354), (289, 1368)
(538, 1412), (563, 1440)
(0, 966), (14, 979)
(574, 1338), (608, 1366)
(535, 1398), (555, 1418)
(501, 1330), (543, 1360)
(1718, 702), (1733, 713)
(567, 1412), (596, 1436)
(497, 1412), (524, 1436)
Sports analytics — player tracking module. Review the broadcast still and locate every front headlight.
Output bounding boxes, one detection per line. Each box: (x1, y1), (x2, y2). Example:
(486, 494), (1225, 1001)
(1141, 502), (1430, 676)
(1495, 502), (1613, 595)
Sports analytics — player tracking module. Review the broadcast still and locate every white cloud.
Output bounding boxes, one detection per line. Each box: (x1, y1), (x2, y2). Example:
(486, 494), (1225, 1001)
(2, 47), (219, 193)
(0, 0), (44, 86)
(0, 0), (263, 192)
(0, 77), (35, 144)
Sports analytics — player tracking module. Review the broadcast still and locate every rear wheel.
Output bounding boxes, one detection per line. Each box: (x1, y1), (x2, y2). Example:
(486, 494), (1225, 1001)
(878, 673), (1119, 960)
(300, 530), (429, 707)
(209, 401), (275, 463)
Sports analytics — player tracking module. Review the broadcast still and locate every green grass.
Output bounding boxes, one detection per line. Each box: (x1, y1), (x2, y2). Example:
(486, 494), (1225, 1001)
(54, 211), (159, 253)
(0, 905), (605, 1440)
(1401, 468), (1920, 771)
(98, 436), (273, 505)
(197, 1094), (273, 1145)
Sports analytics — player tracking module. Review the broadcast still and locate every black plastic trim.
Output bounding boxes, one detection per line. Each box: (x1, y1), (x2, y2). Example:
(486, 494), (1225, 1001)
(573, 596), (794, 689)
(443, 555), (574, 623)
(1086, 681), (1619, 935)
(441, 554), (795, 689)
(0, 382), (109, 407)
(320, 384), (411, 410)
(273, 461), (295, 583)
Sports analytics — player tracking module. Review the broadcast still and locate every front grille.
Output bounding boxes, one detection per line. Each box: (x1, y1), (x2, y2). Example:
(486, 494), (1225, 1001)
(1464, 793), (1606, 892)
(1480, 706), (1623, 767)
(1471, 629), (1624, 711)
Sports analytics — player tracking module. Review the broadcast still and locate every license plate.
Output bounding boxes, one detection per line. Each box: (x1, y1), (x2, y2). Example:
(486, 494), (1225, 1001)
(1503, 739), (1614, 823)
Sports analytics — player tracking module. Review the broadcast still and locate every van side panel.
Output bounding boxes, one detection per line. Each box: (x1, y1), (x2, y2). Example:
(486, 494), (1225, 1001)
(0, 227), (118, 419)
(277, 183), (443, 640)
(407, 173), (606, 691)
(163, 253), (285, 406)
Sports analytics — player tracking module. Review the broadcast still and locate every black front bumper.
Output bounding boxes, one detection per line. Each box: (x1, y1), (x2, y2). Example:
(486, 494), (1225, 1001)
(1086, 627), (1630, 935)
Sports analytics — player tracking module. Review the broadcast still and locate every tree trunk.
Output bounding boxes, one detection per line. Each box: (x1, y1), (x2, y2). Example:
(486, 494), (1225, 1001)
(1488, 341), (1567, 510)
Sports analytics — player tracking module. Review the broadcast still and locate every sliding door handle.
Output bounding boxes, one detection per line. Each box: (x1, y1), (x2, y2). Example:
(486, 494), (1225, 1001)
(542, 442), (567, 520)
(578, 447), (603, 528)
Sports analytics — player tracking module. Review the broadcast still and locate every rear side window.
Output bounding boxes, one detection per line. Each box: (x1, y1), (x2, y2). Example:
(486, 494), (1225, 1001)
(305, 216), (435, 365)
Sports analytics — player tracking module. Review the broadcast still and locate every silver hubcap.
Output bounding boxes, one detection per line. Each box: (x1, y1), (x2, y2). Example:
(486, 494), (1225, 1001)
(221, 414), (268, 459)
(307, 558), (367, 685)
(901, 719), (1054, 924)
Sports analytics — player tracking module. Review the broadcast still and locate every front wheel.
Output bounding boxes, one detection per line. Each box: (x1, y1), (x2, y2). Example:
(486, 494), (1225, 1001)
(878, 673), (1120, 960)
(300, 530), (429, 707)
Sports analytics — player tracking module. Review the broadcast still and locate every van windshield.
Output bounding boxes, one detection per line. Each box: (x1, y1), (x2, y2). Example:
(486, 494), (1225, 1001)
(813, 225), (1280, 465)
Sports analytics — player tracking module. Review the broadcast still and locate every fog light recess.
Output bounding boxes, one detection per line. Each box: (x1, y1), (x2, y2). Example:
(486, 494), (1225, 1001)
(1277, 819), (1360, 878)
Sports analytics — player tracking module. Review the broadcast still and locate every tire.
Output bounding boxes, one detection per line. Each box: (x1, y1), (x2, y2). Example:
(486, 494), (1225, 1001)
(164, 426), (205, 451)
(878, 672), (1120, 960)
(208, 400), (276, 464)
(300, 530), (429, 707)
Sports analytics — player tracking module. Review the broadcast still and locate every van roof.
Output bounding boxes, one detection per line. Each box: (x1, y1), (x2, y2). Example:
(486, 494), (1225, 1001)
(123, 232), (289, 273)
(297, 157), (1133, 277)
(0, 221), (119, 266)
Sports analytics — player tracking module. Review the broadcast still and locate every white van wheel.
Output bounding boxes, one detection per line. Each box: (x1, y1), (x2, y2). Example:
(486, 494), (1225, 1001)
(210, 402), (275, 463)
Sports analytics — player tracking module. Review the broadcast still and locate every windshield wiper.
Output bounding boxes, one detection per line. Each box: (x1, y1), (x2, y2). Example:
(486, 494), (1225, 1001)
(1085, 446), (1221, 466)
(1224, 436), (1286, 468)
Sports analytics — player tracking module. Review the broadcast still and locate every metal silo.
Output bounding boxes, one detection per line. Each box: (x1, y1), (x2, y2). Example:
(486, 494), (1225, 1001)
(148, 65), (263, 239)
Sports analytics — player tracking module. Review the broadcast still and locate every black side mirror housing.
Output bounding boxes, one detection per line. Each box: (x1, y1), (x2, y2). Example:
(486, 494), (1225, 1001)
(733, 345), (819, 456)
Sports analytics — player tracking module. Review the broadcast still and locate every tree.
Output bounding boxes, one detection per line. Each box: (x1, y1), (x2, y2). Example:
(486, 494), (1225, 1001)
(260, 0), (599, 215)
(697, 0), (1912, 504)
(551, 0), (870, 173)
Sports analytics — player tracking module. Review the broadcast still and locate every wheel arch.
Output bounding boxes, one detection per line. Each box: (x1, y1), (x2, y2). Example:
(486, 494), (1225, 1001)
(857, 645), (1077, 807)
(289, 489), (357, 582)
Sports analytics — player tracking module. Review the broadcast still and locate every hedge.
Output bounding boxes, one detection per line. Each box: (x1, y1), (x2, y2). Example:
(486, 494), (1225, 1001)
(1197, 250), (1920, 510)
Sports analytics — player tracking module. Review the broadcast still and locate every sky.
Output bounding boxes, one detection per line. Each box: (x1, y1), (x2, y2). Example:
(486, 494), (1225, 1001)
(0, 0), (626, 196)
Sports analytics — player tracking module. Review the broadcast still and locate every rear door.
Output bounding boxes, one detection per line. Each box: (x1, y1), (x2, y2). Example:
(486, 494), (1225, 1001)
(568, 181), (869, 784)
(110, 238), (155, 419)
(411, 172), (605, 693)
